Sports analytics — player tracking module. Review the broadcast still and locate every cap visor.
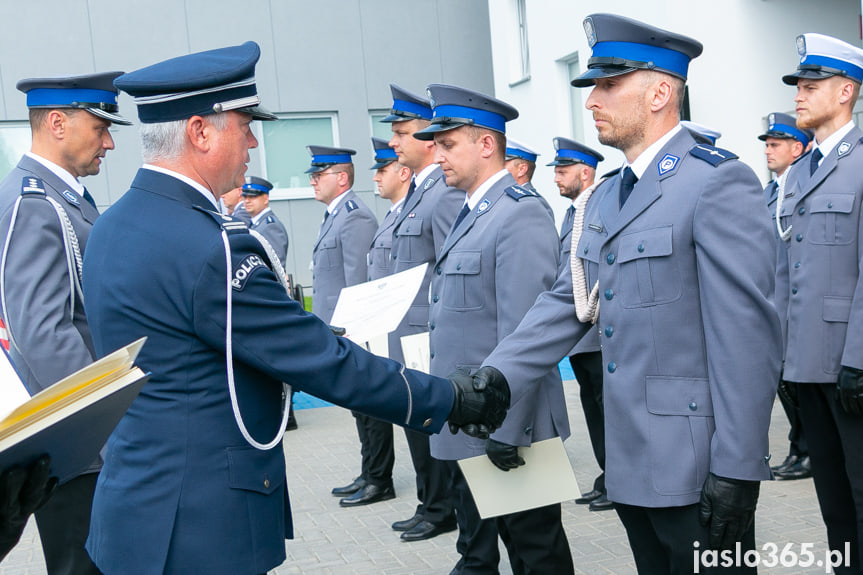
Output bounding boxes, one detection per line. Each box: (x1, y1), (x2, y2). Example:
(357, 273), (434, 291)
(571, 66), (637, 87)
(782, 69), (835, 85)
(371, 159), (396, 169)
(304, 165), (329, 174)
(238, 105), (277, 121)
(87, 108), (132, 126)
(380, 113), (412, 123)
(413, 122), (463, 141)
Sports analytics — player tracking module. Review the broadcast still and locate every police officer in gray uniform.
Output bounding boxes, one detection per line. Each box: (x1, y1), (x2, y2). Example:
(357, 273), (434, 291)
(417, 84), (573, 574)
(0, 72), (131, 575)
(307, 145), (379, 497)
(308, 145), (377, 325)
(777, 33), (863, 571)
(476, 14), (781, 573)
(759, 113), (813, 481)
(504, 138), (554, 220)
(336, 138), (409, 508)
(548, 136), (613, 512)
(383, 84), (463, 541)
(241, 176), (289, 268)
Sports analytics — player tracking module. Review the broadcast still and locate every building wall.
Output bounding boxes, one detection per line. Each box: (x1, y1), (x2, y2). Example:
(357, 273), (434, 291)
(0, 0), (494, 286)
(487, 0), (861, 227)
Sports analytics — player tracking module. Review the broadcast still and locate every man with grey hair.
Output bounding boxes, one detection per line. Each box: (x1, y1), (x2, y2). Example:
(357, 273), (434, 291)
(0, 72), (130, 575)
(80, 42), (508, 575)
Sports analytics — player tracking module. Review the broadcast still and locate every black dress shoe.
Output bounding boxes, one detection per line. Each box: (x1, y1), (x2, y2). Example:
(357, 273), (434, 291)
(392, 513), (424, 532)
(775, 456), (812, 480)
(771, 454), (799, 473)
(401, 518), (457, 542)
(589, 493), (614, 511)
(575, 489), (603, 504)
(331, 476), (366, 496)
(285, 412), (298, 431)
(339, 483), (395, 507)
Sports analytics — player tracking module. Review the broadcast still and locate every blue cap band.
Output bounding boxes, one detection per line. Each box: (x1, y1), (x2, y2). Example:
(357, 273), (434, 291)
(242, 182), (270, 193)
(375, 148), (398, 161)
(591, 41), (691, 79)
(506, 147), (537, 162)
(557, 149), (599, 167)
(802, 54), (863, 83)
(432, 104), (506, 133)
(392, 98), (432, 120)
(26, 88), (118, 108)
(312, 154), (353, 164)
(769, 122), (812, 147)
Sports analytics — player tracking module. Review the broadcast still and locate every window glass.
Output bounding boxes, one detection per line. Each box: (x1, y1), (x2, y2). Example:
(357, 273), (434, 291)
(0, 124), (31, 180)
(260, 116), (334, 189)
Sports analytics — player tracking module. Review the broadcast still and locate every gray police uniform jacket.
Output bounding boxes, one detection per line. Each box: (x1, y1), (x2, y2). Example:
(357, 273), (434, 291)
(311, 190), (377, 324)
(483, 129), (781, 508)
(0, 156), (98, 394)
(559, 205), (600, 356)
(779, 126), (863, 383)
(388, 166), (464, 364)
(766, 180), (790, 356)
(250, 208), (289, 268)
(368, 205), (400, 282)
(231, 203), (252, 224)
(428, 172), (568, 461)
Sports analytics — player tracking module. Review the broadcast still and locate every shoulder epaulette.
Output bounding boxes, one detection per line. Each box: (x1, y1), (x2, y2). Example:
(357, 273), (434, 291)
(265, 215), (275, 224)
(194, 205), (249, 235)
(345, 200), (358, 212)
(505, 185), (538, 201)
(689, 144), (738, 166)
(20, 177), (45, 197)
(601, 168), (621, 179)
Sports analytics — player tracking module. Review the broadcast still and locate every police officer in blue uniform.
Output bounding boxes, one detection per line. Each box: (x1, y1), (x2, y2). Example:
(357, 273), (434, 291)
(382, 84), (463, 541)
(80, 42), (509, 575)
(0, 71), (131, 575)
(416, 84), (574, 574)
(241, 176), (289, 268)
(547, 137), (613, 512)
(777, 33), (863, 571)
(759, 113), (813, 481)
(476, 14), (781, 573)
(336, 138), (409, 508)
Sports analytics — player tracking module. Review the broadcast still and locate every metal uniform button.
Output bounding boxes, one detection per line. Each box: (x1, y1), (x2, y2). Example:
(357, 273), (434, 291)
(828, 202), (833, 209)
(792, 288), (798, 294)
(436, 267), (442, 275)
(433, 295), (439, 303)
(607, 362), (616, 373)
(523, 426), (533, 434)
(456, 264), (462, 270)
(583, 246), (589, 254)
(796, 234), (803, 242)
(423, 418), (432, 428)
(605, 326), (613, 337)
(794, 262), (800, 269)
(264, 478), (270, 489)
(798, 207), (805, 215)
(430, 352), (435, 359)
(604, 289), (614, 301)
(637, 243), (644, 253)
(689, 402), (697, 411)
(391, 254), (397, 260)
(606, 253), (615, 265)
(429, 323), (435, 331)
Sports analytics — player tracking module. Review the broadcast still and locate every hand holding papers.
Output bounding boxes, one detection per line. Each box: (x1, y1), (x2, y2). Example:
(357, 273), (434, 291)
(330, 263), (428, 345)
(458, 437), (580, 519)
(0, 338), (150, 483)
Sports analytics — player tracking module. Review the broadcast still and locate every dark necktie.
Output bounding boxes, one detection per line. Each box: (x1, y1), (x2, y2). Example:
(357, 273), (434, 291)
(619, 167), (638, 208)
(452, 203), (471, 231)
(809, 148), (823, 176)
(82, 187), (98, 211)
(406, 178), (417, 203)
(561, 205), (575, 236)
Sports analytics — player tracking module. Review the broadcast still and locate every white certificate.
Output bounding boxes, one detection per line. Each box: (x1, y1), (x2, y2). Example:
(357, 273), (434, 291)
(458, 437), (580, 519)
(330, 263), (428, 345)
(0, 348), (32, 421)
(400, 332), (430, 374)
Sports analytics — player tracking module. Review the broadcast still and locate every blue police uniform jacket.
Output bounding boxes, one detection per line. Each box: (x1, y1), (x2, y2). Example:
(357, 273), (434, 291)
(483, 129), (781, 508)
(779, 126), (863, 383)
(428, 172), (568, 461)
(388, 166), (463, 364)
(81, 168), (454, 575)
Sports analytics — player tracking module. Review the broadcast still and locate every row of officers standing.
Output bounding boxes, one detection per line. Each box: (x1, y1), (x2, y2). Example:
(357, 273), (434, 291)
(0, 10), (862, 575)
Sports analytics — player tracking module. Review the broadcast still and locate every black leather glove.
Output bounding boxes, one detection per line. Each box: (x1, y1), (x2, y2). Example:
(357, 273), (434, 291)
(0, 455), (57, 560)
(698, 473), (760, 551)
(777, 379), (798, 409)
(447, 366), (511, 439)
(328, 325), (346, 336)
(837, 366), (863, 416)
(486, 439), (524, 472)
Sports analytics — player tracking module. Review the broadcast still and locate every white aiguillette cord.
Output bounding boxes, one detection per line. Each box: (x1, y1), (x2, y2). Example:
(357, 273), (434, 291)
(222, 229), (291, 450)
(570, 178), (606, 324)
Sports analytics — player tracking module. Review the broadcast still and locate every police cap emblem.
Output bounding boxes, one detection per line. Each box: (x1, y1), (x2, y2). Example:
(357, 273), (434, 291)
(796, 35), (806, 57)
(584, 18), (597, 47)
